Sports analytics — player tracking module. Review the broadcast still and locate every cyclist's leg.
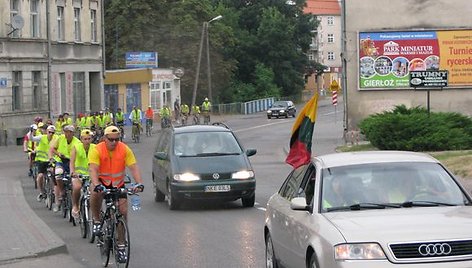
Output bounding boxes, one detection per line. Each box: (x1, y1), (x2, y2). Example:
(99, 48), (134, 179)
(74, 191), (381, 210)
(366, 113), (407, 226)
(90, 187), (104, 235)
(36, 161), (48, 201)
(72, 177), (82, 217)
(54, 163), (65, 211)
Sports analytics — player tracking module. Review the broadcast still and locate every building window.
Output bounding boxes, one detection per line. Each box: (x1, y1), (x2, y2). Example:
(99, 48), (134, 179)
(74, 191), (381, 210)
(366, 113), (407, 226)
(327, 33), (334, 43)
(60, 73), (66, 112)
(10, 0), (20, 38)
(150, 82), (161, 109)
(74, 8), (81, 41)
(30, 0), (40, 38)
(73, 72), (85, 114)
(327, 16), (334, 26)
(57, 6), (65, 41)
(327, 52), (335, 61)
(32, 71), (41, 109)
(90, 9), (97, 42)
(12, 71), (22, 111)
(308, 53), (315, 61)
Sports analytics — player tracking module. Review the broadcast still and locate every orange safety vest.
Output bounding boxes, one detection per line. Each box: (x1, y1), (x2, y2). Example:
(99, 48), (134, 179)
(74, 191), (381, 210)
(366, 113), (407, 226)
(96, 142), (127, 187)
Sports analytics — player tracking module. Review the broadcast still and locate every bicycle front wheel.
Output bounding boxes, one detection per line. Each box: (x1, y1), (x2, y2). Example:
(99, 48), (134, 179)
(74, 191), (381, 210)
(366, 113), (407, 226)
(79, 197), (88, 238)
(99, 218), (112, 267)
(113, 217), (130, 268)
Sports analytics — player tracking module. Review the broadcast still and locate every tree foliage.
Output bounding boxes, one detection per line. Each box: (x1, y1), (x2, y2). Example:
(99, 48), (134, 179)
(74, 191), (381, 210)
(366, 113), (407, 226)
(104, 0), (317, 103)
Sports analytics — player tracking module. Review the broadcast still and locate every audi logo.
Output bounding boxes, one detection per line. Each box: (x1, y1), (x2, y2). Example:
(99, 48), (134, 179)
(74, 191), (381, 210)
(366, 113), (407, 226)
(212, 173), (220, 180)
(418, 243), (452, 256)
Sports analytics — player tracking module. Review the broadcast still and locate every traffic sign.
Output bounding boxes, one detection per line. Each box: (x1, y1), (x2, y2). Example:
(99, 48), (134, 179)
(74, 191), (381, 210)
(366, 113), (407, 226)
(332, 90), (338, 106)
(329, 80), (340, 92)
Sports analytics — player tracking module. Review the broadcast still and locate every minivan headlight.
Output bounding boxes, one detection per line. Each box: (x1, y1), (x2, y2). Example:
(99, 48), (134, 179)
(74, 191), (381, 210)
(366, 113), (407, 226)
(174, 173), (200, 182)
(280, 109), (285, 113)
(232, 170), (254, 179)
(334, 243), (386, 260)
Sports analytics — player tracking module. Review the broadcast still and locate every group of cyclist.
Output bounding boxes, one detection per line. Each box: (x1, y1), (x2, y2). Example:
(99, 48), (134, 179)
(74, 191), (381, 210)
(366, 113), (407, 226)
(164, 97), (212, 126)
(24, 114), (144, 265)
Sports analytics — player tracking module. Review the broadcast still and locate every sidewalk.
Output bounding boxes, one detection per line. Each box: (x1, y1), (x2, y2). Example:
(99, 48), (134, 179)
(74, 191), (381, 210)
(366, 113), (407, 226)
(0, 146), (84, 267)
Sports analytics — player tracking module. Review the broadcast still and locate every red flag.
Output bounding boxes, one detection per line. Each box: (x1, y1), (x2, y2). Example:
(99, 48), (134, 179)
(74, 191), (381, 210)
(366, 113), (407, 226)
(285, 94), (319, 168)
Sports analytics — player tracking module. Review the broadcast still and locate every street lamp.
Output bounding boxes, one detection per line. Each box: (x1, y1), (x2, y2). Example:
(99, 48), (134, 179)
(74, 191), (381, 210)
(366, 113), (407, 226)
(191, 15), (223, 108)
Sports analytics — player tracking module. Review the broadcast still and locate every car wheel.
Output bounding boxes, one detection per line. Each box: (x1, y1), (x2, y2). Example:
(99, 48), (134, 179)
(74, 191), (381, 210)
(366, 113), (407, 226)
(167, 183), (180, 210)
(242, 193), (255, 207)
(267, 116), (271, 119)
(276, 115), (279, 119)
(292, 112), (296, 118)
(309, 253), (319, 268)
(265, 232), (278, 268)
(153, 178), (165, 202)
(285, 113), (288, 118)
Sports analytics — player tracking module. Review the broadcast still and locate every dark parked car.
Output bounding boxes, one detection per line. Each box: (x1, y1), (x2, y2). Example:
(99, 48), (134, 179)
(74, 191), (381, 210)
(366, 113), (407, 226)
(152, 123), (257, 210)
(267, 101), (296, 119)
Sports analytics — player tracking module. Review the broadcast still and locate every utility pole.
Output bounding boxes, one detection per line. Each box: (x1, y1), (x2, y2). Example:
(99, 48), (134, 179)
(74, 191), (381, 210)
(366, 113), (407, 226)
(191, 22), (207, 109)
(340, 0), (348, 131)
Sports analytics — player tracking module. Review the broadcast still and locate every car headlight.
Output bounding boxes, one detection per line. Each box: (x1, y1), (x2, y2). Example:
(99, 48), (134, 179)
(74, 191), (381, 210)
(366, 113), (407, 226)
(267, 110), (272, 114)
(280, 110), (285, 113)
(334, 243), (386, 260)
(231, 170), (254, 179)
(174, 173), (200, 182)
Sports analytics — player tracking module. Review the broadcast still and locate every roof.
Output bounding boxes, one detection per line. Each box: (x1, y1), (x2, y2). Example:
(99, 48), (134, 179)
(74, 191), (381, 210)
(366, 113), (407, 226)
(173, 124), (231, 134)
(315, 151), (438, 168)
(303, 0), (341, 15)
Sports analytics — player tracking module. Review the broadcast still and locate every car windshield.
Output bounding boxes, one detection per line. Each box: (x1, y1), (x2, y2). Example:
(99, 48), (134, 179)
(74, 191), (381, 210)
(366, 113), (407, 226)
(321, 162), (469, 212)
(272, 101), (287, 108)
(174, 131), (243, 157)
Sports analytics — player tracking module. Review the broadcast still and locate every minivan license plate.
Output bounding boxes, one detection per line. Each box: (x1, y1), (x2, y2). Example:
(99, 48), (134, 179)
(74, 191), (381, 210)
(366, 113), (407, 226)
(205, 185), (231, 192)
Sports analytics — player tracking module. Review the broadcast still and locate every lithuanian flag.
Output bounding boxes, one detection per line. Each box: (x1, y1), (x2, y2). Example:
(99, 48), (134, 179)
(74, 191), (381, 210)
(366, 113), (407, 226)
(285, 93), (319, 168)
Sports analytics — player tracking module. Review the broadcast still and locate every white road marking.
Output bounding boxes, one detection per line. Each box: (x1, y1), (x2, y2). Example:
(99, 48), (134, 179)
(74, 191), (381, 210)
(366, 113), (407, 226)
(234, 120), (290, 133)
(255, 202), (266, 211)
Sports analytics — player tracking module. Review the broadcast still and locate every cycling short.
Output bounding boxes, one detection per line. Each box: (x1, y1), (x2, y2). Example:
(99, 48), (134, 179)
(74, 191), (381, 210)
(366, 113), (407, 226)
(35, 161), (49, 174)
(55, 160), (70, 175)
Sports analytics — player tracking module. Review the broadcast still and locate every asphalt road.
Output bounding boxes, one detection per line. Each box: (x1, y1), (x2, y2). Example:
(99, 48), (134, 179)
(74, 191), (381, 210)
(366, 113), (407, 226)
(20, 101), (344, 267)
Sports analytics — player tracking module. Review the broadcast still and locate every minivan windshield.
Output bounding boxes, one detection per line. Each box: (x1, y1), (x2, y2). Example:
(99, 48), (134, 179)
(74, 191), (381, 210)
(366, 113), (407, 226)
(174, 131), (243, 157)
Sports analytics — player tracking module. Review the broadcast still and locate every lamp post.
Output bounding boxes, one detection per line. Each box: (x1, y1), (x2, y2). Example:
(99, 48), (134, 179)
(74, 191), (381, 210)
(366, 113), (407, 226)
(191, 15), (223, 109)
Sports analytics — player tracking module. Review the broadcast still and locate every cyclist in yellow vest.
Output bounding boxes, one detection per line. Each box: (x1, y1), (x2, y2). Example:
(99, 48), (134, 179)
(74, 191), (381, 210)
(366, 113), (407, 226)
(70, 129), (96, 219)
(84, 113), (94, 129)
(63, 112), (73, 126)
(202, 97), (211, 124)
(129, 106), (142, 133)
(191, 105), (201, 124)
(29, 125), (56, 201)
(115, 108), (125, 126)
(159, 105), (171, 128)
(180, 103), (190, 125)
(55, 114), (66, 134)
(24, 124), (39, 176)
(48, 125), (81, 212)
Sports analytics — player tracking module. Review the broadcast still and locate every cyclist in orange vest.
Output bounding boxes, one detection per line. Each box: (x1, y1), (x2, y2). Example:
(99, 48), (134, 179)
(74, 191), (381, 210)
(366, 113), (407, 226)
(88, 126), (144, 243)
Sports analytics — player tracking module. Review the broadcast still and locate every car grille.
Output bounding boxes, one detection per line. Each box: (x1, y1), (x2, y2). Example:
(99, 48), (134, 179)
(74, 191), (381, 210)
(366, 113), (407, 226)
(390, 240), (472, 259)
(200, 173), (232, 180)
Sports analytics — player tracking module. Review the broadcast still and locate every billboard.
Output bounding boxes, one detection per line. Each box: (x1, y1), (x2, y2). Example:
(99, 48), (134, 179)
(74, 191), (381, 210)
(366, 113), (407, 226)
(358, 30), (472, 89)
(125, 52), (158, 68)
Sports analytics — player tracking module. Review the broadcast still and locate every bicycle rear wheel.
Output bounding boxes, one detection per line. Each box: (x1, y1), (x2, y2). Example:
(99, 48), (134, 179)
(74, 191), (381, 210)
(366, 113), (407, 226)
(45, 177), (54, 209)
(113, 217), (130, 268)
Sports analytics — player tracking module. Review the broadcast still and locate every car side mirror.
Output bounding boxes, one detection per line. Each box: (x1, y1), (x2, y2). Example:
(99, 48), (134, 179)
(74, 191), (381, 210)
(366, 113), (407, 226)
(154, 152), (168, 160)
(246, 148), (257, 157)
(290, 197), (309, 211)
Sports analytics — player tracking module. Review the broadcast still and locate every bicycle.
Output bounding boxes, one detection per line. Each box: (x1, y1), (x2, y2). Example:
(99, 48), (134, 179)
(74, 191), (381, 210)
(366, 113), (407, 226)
(76, 175), (94, 242)
(181, 113), (188, 126)
(145, 119), (152, 137)
(60, 172), (76, 226)
(131, 122), (140, 143)
(45, 165), (55, 210)
(32, 160), (39, 189)
(160, 117), (171, 129)
(202, 111), (211, 125)
(192, 114), (200, 125)
(96, 187), (138, 268)
(116, 122), (125, 142)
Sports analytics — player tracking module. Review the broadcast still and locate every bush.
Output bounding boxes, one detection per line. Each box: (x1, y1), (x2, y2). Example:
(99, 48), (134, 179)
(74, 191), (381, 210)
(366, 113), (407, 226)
(359, 105), (472, 151)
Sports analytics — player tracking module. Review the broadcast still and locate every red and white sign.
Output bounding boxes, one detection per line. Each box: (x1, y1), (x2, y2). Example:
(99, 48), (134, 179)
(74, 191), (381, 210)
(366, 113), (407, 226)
(332, 90), (338, 106)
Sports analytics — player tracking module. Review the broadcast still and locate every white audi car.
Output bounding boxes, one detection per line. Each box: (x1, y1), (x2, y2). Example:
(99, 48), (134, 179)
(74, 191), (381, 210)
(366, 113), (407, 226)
(264, 151), (472, 268)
